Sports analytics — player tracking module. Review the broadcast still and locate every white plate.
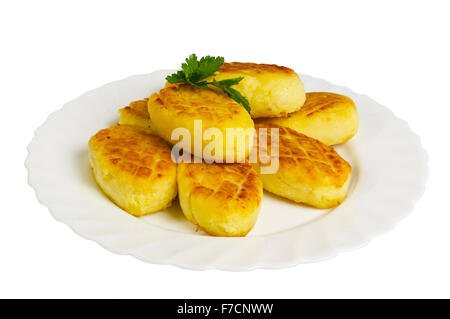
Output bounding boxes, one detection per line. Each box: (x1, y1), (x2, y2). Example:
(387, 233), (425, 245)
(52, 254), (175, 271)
(26, 70), (429, 270)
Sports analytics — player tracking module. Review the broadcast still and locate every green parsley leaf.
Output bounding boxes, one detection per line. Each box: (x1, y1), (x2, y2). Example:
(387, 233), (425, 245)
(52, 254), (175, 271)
(165, 70), (186, 83)
(181, 54), (199, 80)
(172, 54), (224, 84)
(165, 54), (251, 113)
(213, 77), (244, 87)
(211, 79), (251, 113)
(197, 55), (225, 78)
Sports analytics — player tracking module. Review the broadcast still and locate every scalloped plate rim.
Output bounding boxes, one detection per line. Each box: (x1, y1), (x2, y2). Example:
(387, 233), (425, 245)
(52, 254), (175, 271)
(25, 70), (429, 271)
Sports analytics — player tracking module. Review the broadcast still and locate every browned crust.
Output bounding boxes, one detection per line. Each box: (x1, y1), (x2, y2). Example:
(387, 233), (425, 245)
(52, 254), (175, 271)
(182, 162), (262, 208)
(119, 98), (150, 120)
(158, 84), (243, 122)
(255, 123), (351, 188)
(292, 92), (356, 118)
(219, 62), (294, 75)
(89, 124), (175, 180)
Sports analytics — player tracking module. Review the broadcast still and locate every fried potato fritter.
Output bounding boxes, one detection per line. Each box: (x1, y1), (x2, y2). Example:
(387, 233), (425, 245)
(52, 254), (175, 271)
(177, 162), (263, 237)
(253, 123), (352, 208)
(209, 62), (306, 118)
(148, 84), (255, 162)
(88, 124), (177, 216)
(256, 92), (359, 145)
(118, 98), (155, 132)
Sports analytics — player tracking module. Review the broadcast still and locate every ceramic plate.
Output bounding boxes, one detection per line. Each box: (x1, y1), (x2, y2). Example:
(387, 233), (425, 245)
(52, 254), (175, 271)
(26, 70), (428, 270)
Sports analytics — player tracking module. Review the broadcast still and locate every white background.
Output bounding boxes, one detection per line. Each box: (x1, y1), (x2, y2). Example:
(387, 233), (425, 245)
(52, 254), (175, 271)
(1, 0), (449, 298)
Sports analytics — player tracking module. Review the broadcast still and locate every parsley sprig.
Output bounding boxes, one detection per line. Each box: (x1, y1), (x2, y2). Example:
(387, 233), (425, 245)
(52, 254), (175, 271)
(166, 54), (250, 113)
